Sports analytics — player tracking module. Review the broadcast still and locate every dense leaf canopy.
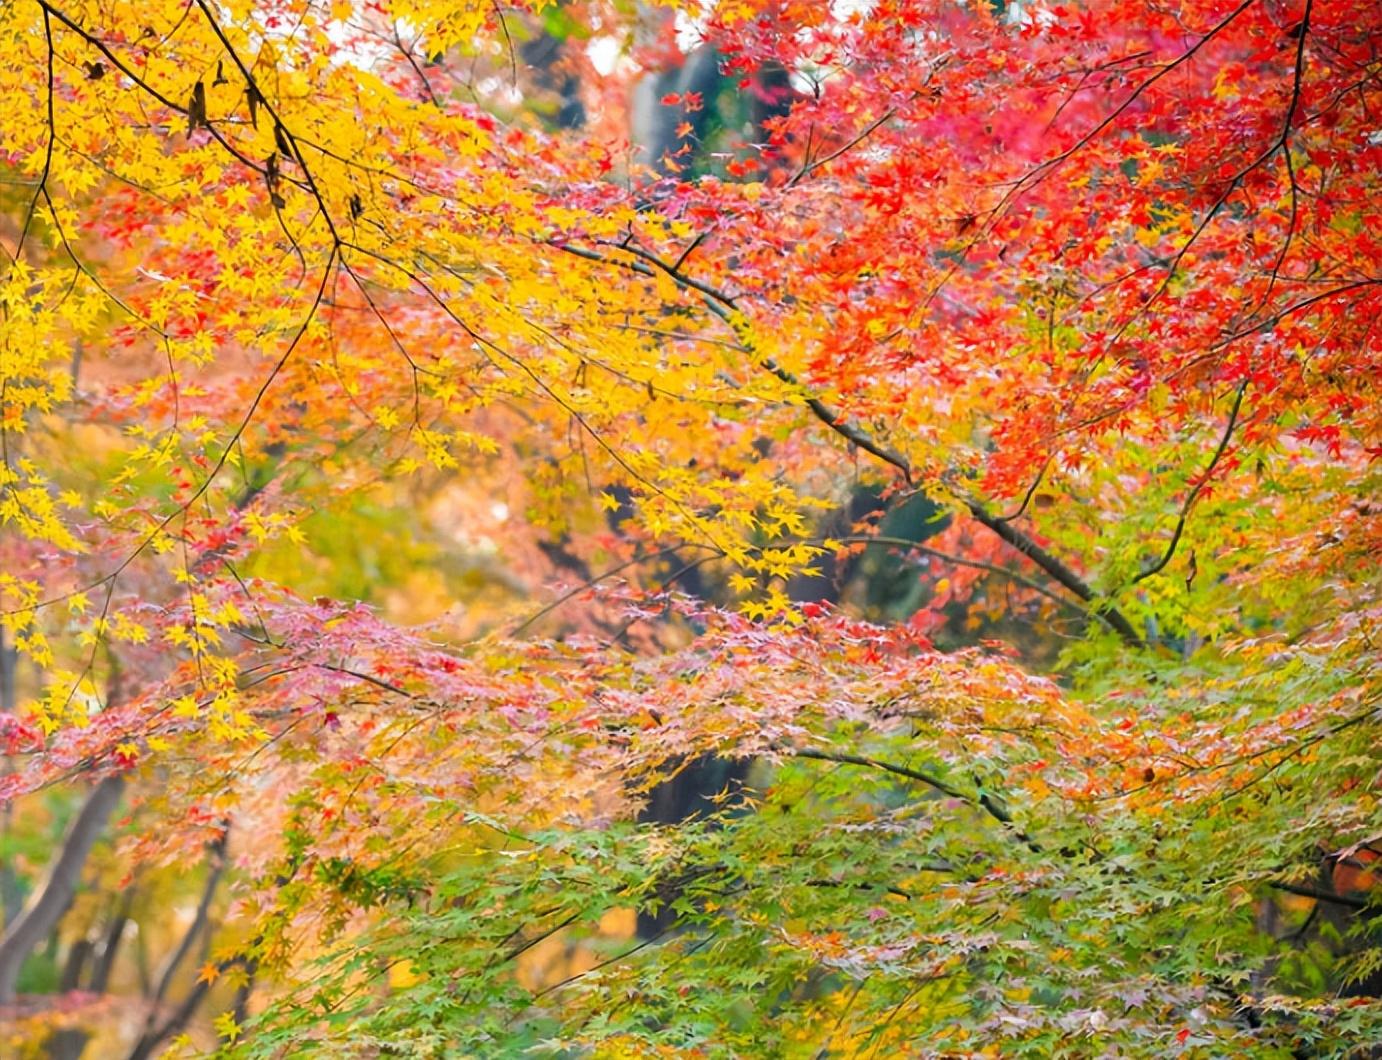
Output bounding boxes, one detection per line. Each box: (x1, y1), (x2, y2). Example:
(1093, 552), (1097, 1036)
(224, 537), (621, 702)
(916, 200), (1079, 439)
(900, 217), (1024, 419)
(0, 0), (1379, 1055)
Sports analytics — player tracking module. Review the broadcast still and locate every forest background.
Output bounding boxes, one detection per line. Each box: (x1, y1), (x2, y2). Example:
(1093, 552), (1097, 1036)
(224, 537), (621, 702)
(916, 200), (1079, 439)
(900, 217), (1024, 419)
(0, 0), (1379, 1055)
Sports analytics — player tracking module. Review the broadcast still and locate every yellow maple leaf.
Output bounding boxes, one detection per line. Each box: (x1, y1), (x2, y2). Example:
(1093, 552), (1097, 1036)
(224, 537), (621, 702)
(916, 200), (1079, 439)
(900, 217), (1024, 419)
(212, 1010), (240, 1040)
(728, 572), (756, 594)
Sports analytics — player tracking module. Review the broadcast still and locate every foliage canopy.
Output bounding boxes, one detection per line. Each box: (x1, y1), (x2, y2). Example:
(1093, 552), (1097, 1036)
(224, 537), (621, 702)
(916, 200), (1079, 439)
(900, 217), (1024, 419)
(0, 0), (1379, 1055)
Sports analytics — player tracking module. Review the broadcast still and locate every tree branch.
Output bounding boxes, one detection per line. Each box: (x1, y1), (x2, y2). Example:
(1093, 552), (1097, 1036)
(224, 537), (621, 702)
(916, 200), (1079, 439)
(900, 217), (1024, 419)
(965, 503), (1144, 647)
(560, 241), (1146, 649)
(1131, 380), (1248, 585)
(125, 955), (251, 1060)
(790, 747), (1039, 850)
(1269, 881), (1368, 911)
(88, 886), (135, 992)
(850, 535), (1093, 615)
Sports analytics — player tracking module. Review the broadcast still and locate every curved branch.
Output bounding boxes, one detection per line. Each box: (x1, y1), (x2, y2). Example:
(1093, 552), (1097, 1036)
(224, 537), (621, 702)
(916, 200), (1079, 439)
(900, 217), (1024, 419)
(790, 747), (1039, 850)
(853, 535), (1088, 614)
(963, 504), (1142, 646)
(560, 240), (1147, 649)
(1269, 881), (1367, 911)
(1132, 380), (1248, 585)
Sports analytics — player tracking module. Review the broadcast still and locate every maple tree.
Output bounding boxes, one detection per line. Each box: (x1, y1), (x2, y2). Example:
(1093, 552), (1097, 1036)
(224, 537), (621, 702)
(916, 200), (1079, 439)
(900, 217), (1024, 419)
(0, 0), (1379, 1054)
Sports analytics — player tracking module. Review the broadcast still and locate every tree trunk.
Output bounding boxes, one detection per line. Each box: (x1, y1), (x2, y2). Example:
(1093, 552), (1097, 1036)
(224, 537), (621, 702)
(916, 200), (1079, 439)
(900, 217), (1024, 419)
(0, 774), (125, 1003)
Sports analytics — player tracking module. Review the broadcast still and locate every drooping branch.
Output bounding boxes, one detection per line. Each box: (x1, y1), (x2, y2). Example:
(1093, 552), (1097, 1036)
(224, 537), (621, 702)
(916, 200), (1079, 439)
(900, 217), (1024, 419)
(842, 535), (1093, 615)
(560, 241), (1145, 648)
(789, 747), (1038, 850)
(35, 0), (276, 181)
(1130, 380), (1248, 585)
(764, 350), (1144, 645)
(965, 503), (1143, 647)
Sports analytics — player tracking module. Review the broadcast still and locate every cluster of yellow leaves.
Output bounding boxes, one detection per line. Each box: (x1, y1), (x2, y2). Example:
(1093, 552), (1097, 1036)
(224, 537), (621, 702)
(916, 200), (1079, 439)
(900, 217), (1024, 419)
(77, 610), (151, 648)
(0, 0), (881, 671)
(28, 671), (99, 735)
(163, 592), (245, 649)
(0, 573), (51, 668)
(167, 655), (262, 743)
(0, 458), (83, 554)
(237, 512), (306, 548)
(0, 263), (101, 553)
